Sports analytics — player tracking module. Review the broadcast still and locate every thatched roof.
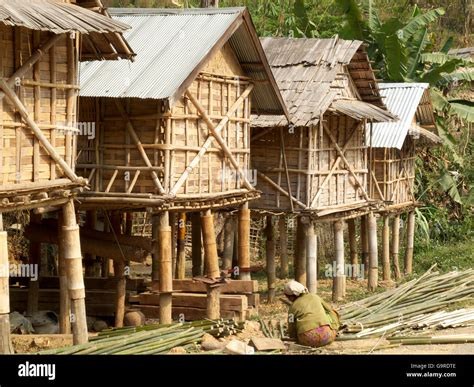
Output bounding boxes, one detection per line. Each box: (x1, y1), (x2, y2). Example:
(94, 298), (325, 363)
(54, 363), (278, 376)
(252, 37), (396, 128)
(0, 0), (134, 60)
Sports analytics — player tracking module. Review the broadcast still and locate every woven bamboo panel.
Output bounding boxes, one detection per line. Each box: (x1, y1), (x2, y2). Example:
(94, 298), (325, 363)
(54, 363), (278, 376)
(370, 137), (416, 206)
(77, 45), (251, 202)
(0, 25), (76, 188)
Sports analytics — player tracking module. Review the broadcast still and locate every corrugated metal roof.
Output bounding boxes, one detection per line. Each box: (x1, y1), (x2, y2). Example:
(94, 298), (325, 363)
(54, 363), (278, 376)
(79, 7), (287, 116)
(252, 37), (390, 127)
(330, 99), (396, 122)
(368, 83), (436, 149)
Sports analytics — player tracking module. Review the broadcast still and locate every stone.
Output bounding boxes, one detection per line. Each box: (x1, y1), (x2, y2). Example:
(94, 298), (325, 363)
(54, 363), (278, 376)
(224, 339), (255, 355)
(123, 310), (146, 327)
(92, 320), (108, 332)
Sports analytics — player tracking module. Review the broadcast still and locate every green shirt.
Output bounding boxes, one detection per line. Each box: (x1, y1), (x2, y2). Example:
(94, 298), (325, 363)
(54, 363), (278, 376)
(287, 293), (340, 338)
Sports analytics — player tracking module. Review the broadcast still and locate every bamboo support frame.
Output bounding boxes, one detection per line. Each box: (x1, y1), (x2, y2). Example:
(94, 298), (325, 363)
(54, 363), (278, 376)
(367, 213), (378, 291)
(347, 218), (358, 279)
(405, 211), (415, 275)
(333, 220), (345, 301)
(392, 214), (401, 280)
(382, 215), (391, 281)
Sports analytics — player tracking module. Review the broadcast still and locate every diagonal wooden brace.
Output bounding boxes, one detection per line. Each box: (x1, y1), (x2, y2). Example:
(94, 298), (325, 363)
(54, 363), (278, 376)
(0, 79), (79, 183)
(170, 84), (254, 195)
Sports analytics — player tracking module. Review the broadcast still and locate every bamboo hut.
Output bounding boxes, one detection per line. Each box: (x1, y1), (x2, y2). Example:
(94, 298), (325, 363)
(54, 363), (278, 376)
(251, 37), (397, 299)
(75, 8), (287, 323)
(367, 83), (441, 280)
(0, 0), (133, 352)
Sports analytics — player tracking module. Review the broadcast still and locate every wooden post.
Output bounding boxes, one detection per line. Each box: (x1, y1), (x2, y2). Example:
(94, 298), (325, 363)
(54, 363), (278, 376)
(111, 212), (125, 328)
(306, 222), (317, 294)
(361, 215), (369, 278)
(153, 212), (173, 324)
(294, 217), (307, 285)
(201, 209), (220, 279)
(61, 199), (88, 345)
(222, 216), (234, 272)
(265, 216), (276, 303)
(392, 214), (401, 280)
(382, 215), (391, 281)
(367, 213), (378, 291)
(191, 213), (202, 277)
(57, 213), (71, 334)
(279, 216), (288, 278)
(27, 212), (41, 315)
(0, 220), (13, 354)
(176, 212), (186, 279)
(404, 211), (415, 275)
(169, 212), (177, 279)
(238, 203), (251, 280)
(332, 220), (345, 301)
(232, 222), (239, 277)
(206, 285), (221, 319)
(347, 218), (358, 279)
(84, 211), (97, 277)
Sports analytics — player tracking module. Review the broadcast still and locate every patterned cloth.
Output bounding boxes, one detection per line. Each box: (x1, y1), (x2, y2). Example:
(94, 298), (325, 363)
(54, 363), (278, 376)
(297, 325), (337, 347)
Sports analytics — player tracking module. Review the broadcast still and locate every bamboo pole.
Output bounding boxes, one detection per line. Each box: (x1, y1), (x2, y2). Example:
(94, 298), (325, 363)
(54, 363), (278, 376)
(57, 213), (71, 334)
(111, 212), (126, 328)
(333, 220), (344, 301)
(238, 203), (251, 280)
(169, 213), (177, 279)
(279, 216), (288, 278)
(222, 217), (234, 271)
(201, 210), (220, 279)
(382, 215), (391, 281)
(176, 213), (186, 279)
(265, 216), (276, 303)
(191, 213), (202, 277)
(153, 212), (173, 324)
(361, 215), (369, 278)
(392, 215), (401, 280)
(367, 213), (378, 291)
(294, 217), (307, 285)
(0, 222), (13, 354)
(61, 199), (88, 344)
(27, 213), (41, 315)
(306, 222), (317, 294)
(347, 218), (358, 280)
(405, 211), (415, 275)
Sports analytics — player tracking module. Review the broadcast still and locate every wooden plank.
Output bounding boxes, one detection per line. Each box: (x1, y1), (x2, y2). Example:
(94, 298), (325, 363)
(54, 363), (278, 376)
(137, 305), (243, 321)
(151, 279), (258, 294)
(250, 337), (286, 351)
(137, 292), (248, 312)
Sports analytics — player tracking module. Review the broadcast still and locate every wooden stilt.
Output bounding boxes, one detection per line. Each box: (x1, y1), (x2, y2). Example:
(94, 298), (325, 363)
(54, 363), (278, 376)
(111, 212), (125, 328)
(27, 212), (41, 315)
(332, 220), (345, 301)
(382, 215), (391, 281)
(170, 212), (177, 279)
(206, 285), (221, 319)
(404, 211), (415, 275)
(84, 211), (97, 277)
(152, 212), (173, 324)
(57, 213), (70, 334)
(190, 213), (202, 277)
(306, 222), (317, 294)
(279, 216), (288, 278)
(367, 213), (378, 291)
(201, 209), (220, 279)
(361, 215), (369, 278)
(222, 216), (234, 271)
(0, 221), (13, 354)
(238, 203), (251, 280)
(347, 218), (358, 279)
(232, 220), (239, 277)
(265, 216), (276, 303)
(294, 217), (307, 285)
(61, 199), (88, 344)
(392, 214), (401, 280)
(176, 212), (186, 279)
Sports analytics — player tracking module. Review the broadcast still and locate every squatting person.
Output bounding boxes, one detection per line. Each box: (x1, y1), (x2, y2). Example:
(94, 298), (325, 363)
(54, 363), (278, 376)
(284, 280), (341, 347)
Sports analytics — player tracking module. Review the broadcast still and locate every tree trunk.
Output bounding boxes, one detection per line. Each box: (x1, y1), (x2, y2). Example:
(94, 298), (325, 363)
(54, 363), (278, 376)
(404, 211), (415, 275)
(306, 222), (317, 294)
(238, 203), (251, 280)
(392, 215), (401, 280)
(201, 209), (220, 279)
(111, 212), (125, 328)
(57, 213), (71, 334)
(279, 216), (288, 278)
(265, 216), (276, 303)
(200, 0), (219, 7)
(294, 217), (307, 285)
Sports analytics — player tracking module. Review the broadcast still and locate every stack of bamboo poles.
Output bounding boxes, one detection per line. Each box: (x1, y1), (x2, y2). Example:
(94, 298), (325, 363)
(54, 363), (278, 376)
(387, 334), (474, 345)
(40, 319), (243, 355)
(338, 266), (474, 339)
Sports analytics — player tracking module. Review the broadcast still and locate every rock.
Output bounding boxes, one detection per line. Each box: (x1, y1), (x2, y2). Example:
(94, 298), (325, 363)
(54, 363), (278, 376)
(168, 346), (187, 354)
(201, 341), (227, 351)
(202, 333), (219, 344)
(86, 316), (97, 331)
(92, 320), (108, 332)
(9, 312), (34, 334)
(249, 337), (286, 351)
(244, 321), (261, 332)
(26, 311), (58, 334)
(123, 310), (146, 327)
(224, 339), (255, 355)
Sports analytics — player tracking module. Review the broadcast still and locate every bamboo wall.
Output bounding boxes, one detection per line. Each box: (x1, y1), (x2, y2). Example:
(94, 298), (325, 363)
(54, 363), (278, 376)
(0, 25), (78, 192)
(77, 44), (252, 206)
(370, 136), (416, 207)
(251, 113), (368, 212)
